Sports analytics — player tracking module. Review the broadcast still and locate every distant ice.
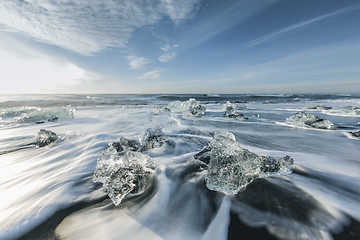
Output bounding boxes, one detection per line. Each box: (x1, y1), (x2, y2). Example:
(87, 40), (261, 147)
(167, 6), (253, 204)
(155, 98), (206, 116)
(287, 112), (334, 129)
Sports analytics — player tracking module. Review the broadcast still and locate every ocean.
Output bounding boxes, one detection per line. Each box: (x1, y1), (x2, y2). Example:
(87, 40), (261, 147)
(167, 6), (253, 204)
(0, 94), (359, 240)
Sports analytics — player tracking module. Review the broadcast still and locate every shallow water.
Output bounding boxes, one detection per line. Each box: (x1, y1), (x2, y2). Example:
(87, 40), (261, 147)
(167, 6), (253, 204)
(0, 94), (359, 240)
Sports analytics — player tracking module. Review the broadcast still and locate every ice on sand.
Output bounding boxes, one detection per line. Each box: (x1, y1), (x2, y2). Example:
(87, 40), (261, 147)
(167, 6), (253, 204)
(195, 131), (294, 194)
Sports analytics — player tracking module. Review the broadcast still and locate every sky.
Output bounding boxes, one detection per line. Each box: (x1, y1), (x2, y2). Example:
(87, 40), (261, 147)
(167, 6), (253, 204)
(0, 0), (359, 94)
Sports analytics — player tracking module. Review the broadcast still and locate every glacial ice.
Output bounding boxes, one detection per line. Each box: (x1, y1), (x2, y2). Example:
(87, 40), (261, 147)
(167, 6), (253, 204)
(223, 101), (246, 110)
(14, 105), (74, 123)
(93, 129), (173, 205)
(344, 106), (360, 115)
(47, 116), (58, 122)
(140, 127), (169, 151)
(35, 129), (58, 147)
(224, 106), (248, 120)
(153, 106), (170, 115)
(93, 146), (155, 206)
(287, 112), (334, 129)
(349, 131), (360, 138)
(196, 131), (294, 194)
(307, 105), (332, 110)
(165, 98), (206, 116)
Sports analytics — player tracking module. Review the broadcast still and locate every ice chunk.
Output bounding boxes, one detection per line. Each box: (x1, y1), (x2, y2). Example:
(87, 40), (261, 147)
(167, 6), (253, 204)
(223, 101), (246, 110)
(35, 129), (58, 147)
(194, 146), (211, 167)
(153, 106), (170, 115)
(93, 149), (155, 206)
(259, 155), (294, 177)
(307, 105), (332, 110)
(118, 137), (139, 151)
(344, 106), (360, 115)
(189, 104), (206, 116)
(287, 112), (334, 129)
(48, 116), (58, 122)
(140, 127), (169, 151)
(309, 119), (334, 129)
(166, 98), (206, 116)
(206, 132), (261, 194)
(224, 106), (248, 120)
(196, 131), (294, 195)
(349, 131), (360, 138)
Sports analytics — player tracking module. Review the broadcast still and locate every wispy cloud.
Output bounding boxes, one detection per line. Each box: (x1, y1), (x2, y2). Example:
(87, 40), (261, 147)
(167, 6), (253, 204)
(137, 70), (163, 80)
(249, 3), (360, 47)
(159, 52), (177, 62)
(158, 43), (179, 62)
(126, 55), (150, 69)
(179, 0), (279, 49)
(160, 43), (179, 52)
(0, 0), (200, 55)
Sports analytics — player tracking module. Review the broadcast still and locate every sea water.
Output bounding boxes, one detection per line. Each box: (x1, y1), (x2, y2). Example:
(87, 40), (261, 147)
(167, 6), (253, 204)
(0, 94), (359, 240)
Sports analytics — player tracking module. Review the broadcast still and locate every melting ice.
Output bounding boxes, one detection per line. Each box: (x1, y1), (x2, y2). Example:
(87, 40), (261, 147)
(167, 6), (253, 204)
(35, 129), (58, 147)
(195, 131), (294, 194)
(155, 98), (206, 116)
(287, 111), (334, 129)
(93, 138), (155, 205)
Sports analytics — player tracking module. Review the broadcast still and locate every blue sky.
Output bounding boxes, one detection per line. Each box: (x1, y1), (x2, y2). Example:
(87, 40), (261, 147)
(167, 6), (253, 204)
(0, 0), (359, 94)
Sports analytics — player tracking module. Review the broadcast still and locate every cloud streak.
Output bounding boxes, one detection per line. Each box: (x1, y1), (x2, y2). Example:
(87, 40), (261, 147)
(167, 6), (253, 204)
(159, 52), (177, 62)
(126, 55), (150, 69)
(0, 0), (201, 55)
(137, 70), (163, 80)
(249, 3), (360, 47)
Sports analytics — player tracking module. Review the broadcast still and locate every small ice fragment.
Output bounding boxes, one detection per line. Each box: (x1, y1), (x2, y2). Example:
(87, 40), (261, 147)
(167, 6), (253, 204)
(140, 127), (168, 151)
(349, 131), (360, 138)
(307, 105), (332, 110)
(35, 129), (58, 147)
(196, 131), (294, 195)
(287, 112), (334, 129)
(153, 106), (170, 115)
(259, 155), (294, 177)
(224, 106), (248, 120)
(223, 101), (246, 110)
(309, 119), (334, 129)
(93, 149), (155, 206)
(194, 146), (211, 167)
(48, 116), (58, 122)
(343, 106), (360, 115)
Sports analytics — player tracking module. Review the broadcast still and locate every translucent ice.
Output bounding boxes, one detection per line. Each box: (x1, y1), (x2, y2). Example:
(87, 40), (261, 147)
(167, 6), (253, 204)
(344, 106), (360, 115)
(93, 148), (154, 205)
(223, 101), (246, 110)
(35, 129), (58, 147)
(224, 106), (248, 120)
(206, 132), (261, 194)
(189, 104), (206, 116)
(196, 131), (294, 194)
(287, 112), (334, 129)
(166, 98), (206, 116)
(259, 155), (294, 177)
(153, 106), (170, 115)
(140, 127), (169, 151)
(307, 105), (332, 110)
